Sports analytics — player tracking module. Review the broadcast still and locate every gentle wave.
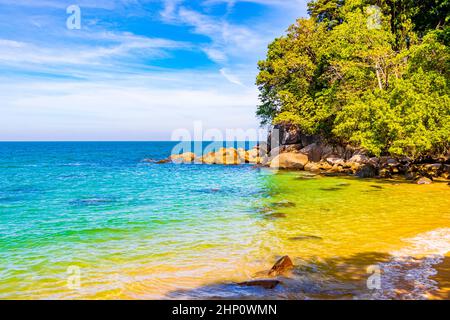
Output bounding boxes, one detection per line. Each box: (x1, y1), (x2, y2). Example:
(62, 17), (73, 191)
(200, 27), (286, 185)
(372, 228), (450, 300)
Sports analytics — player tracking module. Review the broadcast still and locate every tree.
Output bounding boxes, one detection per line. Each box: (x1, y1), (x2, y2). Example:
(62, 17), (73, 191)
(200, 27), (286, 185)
(256, 0), (450, 159)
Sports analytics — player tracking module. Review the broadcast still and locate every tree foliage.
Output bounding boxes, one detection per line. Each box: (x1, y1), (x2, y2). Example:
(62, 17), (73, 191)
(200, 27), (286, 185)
(256, 0), (450, 158)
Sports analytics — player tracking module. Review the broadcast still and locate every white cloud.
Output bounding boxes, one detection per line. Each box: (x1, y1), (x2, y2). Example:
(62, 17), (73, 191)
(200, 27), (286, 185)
(160, 5), (270, 64)
(220, 68), (243, 86)
(0, 71), (260, 141)
(0, 32), (191, 69)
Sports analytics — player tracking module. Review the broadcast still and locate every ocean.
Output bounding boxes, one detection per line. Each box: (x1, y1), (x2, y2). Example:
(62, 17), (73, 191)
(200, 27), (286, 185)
(1, 142), (450, 299)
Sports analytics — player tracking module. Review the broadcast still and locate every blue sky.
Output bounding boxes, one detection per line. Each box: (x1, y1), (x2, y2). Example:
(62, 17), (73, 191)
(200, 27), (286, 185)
(0, 0), (308, 141)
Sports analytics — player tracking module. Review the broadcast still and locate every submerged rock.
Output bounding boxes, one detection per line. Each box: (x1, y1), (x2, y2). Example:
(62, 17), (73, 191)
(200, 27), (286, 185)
(264, 212), (287, 219)
(288, 235), (323, 241)
(271, 200), (296, 208)
(237, 280), (281, 289)
(268, 255), (294, 277)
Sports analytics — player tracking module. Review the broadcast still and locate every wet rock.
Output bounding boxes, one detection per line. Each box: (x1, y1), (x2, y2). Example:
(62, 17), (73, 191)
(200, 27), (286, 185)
(237, 280), (281, 289)
(356, 164), (377, 178)
(268, 255), (294, 277)
(269, 152), (309, 170)
(155, 159), (170, 164)
(416, 177), (432, 185)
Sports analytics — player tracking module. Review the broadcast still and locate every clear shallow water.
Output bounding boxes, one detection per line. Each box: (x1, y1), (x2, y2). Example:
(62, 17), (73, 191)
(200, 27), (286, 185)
(0, 142), (449, 299)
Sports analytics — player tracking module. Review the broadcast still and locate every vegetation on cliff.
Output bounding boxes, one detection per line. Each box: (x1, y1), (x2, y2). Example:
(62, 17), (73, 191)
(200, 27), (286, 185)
(256, 0), (450, 159)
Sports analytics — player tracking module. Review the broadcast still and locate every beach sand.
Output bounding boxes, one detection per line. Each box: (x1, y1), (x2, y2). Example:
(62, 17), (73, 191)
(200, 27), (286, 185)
(430, 255), (450, 299)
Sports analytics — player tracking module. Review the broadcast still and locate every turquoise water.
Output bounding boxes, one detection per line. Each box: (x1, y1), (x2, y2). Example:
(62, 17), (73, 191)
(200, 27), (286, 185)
(1, 142), (450, 300)
(0, 142), (272, 299)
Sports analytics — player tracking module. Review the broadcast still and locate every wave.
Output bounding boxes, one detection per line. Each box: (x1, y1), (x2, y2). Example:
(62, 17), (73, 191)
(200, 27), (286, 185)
(371, 228), (450, 300)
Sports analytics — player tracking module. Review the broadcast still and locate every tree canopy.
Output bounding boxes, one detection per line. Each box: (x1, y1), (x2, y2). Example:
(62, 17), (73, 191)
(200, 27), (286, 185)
(257, 0), (449, 159)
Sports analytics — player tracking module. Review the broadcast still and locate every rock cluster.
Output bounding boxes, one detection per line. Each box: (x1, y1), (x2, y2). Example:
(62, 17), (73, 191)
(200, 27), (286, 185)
(149, 127), (449, 184)
(159, 145), (269, 165)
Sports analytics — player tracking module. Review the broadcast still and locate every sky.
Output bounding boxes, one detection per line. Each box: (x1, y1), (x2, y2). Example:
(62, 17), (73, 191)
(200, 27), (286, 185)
(0, 0), (308, 141)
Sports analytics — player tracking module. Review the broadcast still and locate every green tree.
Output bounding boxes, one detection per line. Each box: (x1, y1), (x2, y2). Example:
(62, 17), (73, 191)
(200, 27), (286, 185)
(256, 0), (450, 159)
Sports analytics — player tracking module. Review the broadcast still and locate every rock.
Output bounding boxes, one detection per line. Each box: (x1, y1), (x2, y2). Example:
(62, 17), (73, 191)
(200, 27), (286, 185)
(215, 148), (241, 165)
(264, 212), (287, 219)
(326, 157), (345, 166)
(304, 162), (321, 173)
(300, 143), (334, 162)
(170, 152), (196, 163)
(269, 152), (309, 170)
(386, 158), (400, 167)
(246, 148), (260, 163)
(200, 152), (216, 164)
(416, 177), (432, 185)
(268, 255), (294, 277)
(405, 171), (416, 180)
(356, 164), (377, 178)
(155, 159), (170, 164)
(379, 168), (392, 178)
(236, 148), (247, 162)
(317, 161), (332, 170)
(288, 235), (322, 241)
(271, 200), (296, 208)
(142, 158), (156, 163)
(237, 280), (281, 289)
(328, 164), (344, 174)
(348, 154), (370, 164)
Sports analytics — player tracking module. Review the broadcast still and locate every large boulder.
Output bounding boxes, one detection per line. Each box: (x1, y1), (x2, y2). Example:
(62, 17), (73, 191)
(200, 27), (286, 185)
(270, 152), (309, 170)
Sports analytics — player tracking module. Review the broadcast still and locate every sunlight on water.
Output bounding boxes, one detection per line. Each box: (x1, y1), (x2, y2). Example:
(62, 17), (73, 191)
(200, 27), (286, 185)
(0, 143), (449, 299)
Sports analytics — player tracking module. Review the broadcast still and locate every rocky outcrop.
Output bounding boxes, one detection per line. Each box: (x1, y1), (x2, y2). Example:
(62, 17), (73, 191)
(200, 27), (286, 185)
(269, 152), (309, 170)
(153, 136), (449, 182)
